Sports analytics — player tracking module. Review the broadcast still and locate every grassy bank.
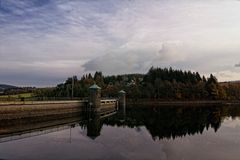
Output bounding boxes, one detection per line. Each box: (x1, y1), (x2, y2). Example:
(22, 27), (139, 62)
(0, 93), (34, 102)
(0, 93), (33, 98)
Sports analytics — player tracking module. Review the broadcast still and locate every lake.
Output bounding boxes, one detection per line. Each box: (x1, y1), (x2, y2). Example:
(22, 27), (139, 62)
(0, 105), (240, 160)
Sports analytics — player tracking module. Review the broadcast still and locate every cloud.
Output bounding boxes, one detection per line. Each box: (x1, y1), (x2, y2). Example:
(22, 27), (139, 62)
(214, 70), (240, 82)
(0, 59), (86, 86)
(1, 0), (240, 85)
(235, 62), (240, 67)
(83, 41), (186, 75)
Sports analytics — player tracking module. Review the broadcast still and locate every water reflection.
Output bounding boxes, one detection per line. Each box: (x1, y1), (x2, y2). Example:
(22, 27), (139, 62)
(0, 113), (84, 143)
(87, 113), (102, 139)
(89, 105), (240, 140)
(1, 105), (240, 160)
(0, 105), (240, 142)
(105, 105), (227, 140)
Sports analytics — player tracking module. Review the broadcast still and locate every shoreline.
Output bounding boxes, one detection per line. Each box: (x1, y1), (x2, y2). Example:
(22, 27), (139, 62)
(126, 100), (240, 106)
(1, 99), (240, 107)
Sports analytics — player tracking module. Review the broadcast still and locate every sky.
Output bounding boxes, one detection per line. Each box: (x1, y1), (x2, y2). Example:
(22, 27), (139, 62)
(1, 0), (240, 86)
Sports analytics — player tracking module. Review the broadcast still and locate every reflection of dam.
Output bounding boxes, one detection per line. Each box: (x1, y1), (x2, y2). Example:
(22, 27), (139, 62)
(0, 114), (84, 143)
(0, 109), (119, 143)
(0, 122), (79, 143)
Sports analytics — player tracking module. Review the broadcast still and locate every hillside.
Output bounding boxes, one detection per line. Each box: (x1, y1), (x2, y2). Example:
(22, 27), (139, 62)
(220, 81), (240, 85)
(0, 84), (18, 93)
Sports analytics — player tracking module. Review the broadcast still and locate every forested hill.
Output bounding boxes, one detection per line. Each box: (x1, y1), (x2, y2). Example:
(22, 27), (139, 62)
(35, 67), (238, 100)
(0, 84), (17, 92)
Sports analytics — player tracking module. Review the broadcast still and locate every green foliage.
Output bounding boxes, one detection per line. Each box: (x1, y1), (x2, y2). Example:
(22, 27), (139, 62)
(34, 67), (234, 100)
(221, 82), (240, 100)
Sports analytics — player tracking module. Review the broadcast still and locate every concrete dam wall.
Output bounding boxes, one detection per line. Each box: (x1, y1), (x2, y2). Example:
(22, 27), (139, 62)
(0, 84), (126, 121)
(0, 101), (87, 120)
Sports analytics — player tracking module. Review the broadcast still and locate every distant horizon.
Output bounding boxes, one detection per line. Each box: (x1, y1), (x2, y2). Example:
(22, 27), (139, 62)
(1, 0), (240, 85)
(1, 68), (238, 88)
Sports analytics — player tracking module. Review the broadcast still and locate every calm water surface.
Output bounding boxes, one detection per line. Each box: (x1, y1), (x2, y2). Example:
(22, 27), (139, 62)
(1, 105), (240, 160)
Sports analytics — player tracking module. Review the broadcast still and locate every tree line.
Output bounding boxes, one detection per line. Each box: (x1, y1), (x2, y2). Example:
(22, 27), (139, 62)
(34, 67), (240, 100)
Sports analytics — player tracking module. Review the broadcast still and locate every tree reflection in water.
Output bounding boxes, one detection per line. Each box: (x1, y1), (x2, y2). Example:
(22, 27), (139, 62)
(103, 105), (240, 140)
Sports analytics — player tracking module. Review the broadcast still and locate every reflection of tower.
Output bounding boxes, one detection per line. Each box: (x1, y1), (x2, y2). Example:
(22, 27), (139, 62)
(87, 113), (102, 139)
(118, 90), (126, 120)
(68, 124), (75, 143)
(69, 126), (72, 143)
